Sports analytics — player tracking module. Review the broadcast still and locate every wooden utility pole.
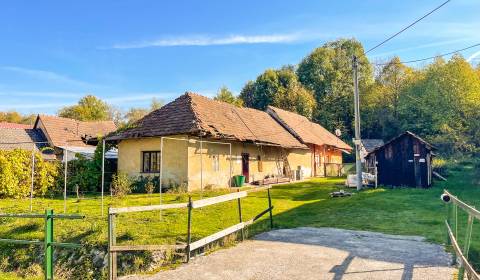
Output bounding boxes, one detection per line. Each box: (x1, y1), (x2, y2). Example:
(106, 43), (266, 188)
(353, 56), (362, 191)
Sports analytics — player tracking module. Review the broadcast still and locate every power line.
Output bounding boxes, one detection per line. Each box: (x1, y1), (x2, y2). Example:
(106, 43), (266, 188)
(365, 0), (451, 54)
(373, 42), (480, 66)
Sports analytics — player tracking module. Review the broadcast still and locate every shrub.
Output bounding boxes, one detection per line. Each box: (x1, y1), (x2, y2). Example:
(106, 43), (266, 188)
(0, 149), (59, 198)
(131, 175), (159, 193)
(110, 173), (132, 197)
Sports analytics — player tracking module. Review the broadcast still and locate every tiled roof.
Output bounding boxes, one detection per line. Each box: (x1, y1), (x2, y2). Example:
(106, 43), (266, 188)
(267, 106), (352, 151)
(0, 128), (56, 160)
(361, 139), (385, 153)
(109, 92), (307, 149)
(0, 122), (32, 129)
(35, 115), (117, 147)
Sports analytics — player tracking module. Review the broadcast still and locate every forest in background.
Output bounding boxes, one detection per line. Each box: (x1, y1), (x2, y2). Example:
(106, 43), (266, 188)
(2, 38), (480, 156)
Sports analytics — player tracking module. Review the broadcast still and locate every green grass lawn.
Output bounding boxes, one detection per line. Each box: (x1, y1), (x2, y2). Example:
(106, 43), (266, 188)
(1, 158), (479, 279)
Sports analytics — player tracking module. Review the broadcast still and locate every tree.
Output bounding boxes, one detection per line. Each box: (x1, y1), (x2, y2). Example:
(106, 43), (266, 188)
(214, 86), (243, 106)
(0, 111), (36, 125)
(150, 98), (164, 111)
(297, 38), (372, 138)
(362, 57), (415, 139)
(58, 95), (112, 121)
(123, 98), (164, 126)
(240, 66), (316, 118)
(398, 55), (480, 154)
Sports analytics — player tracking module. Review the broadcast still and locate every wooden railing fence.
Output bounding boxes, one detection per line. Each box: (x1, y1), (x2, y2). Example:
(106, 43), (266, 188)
(108, 186), (273, 280)
(443, 190), (480, 280)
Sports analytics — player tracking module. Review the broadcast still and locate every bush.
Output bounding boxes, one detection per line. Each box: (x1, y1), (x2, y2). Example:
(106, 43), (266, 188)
(131, 175), (160, 193)
(0, 149), (59, 198)
(110, 173), (132, 197)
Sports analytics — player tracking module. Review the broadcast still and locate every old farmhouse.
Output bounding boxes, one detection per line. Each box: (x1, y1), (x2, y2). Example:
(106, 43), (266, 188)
(267, 106), (352, 177)
(365, 131), (434, 188)
(109, 93), (349, 191)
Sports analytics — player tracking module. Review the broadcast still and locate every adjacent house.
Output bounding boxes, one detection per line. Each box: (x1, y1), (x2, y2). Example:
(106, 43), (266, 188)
(108, 92), (313, 191)
(33, 115), (117, 160)
(359, 139), (384, 163)
(267, 106), (352, 177)
(0, 116), (117, 161)
(365, 131), (434, 188)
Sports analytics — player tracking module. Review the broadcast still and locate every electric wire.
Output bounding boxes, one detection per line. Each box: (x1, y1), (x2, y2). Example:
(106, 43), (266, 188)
(373, 42), (480, 66)
(365, 0), (451, 54)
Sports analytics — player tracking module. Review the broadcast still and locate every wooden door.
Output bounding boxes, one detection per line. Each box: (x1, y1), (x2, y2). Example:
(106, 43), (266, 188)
(413, 154), (422, 188)
(241, 153), (249, 183)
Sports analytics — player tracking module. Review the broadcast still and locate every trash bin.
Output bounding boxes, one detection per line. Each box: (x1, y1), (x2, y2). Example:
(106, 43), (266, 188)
(234, 175), (245, 187)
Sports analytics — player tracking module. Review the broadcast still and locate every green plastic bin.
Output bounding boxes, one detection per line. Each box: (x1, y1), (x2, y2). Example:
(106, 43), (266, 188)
(233, 175), (245, 187)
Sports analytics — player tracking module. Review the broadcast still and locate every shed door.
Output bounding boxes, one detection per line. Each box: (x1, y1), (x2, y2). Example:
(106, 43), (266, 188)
(241, 153), (249, 183)
(413, 154), (422, 188)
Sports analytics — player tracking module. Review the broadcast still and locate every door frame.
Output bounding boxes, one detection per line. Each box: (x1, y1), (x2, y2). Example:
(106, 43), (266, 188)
(241, 153), (249, 183)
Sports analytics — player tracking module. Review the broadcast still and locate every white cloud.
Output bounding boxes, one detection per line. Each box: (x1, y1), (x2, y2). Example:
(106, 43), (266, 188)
(467, 50), (480, 62)
(0, 91), (83, 99)
(1, 66), (97, 88)
(111, 33), (303, 49)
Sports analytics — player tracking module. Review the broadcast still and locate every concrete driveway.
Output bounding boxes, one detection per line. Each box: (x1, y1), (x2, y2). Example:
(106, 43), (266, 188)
(123, 227), (455, 280)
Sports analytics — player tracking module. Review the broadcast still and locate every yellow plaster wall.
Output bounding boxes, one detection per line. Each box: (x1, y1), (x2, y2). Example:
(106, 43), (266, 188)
(117, 135), (313, 191)
(117, 136), (189, 186)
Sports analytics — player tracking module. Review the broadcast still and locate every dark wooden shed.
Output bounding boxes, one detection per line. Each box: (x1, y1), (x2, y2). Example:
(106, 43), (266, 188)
(365, 131), (434, 188)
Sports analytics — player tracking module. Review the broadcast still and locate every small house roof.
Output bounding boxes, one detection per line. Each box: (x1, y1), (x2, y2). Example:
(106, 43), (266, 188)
(34, 115), (117, 147)
(108, 92), (307, 149)
(0, 128), (55, 160)
(267, 106), (352, 151)
(361, 139), (384, 153)
(0, 122), (32, 129)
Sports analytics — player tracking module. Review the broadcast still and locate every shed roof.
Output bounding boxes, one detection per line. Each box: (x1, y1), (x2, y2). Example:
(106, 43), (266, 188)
(34, 115), (117, 147)
(367, 131), (435, 156)
(361, 139), (385, 153)
(267, 106), (352, 151)
(108, 92), (307, 149)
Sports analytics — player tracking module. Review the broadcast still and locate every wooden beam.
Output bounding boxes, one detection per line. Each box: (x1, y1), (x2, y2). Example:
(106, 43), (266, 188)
(110, 244), (185, 252)
(244, 206), (273, 226)
(189, 222), (245, 251)
(109, 202), (188, 214)
(191, 192), (247, 209)
(446, 221), (480, 279)
(444, 190), (480, 221)
(245, 185), (272, 193)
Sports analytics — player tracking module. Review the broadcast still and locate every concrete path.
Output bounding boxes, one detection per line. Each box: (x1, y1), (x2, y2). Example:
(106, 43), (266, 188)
(123, 227), (455, 280)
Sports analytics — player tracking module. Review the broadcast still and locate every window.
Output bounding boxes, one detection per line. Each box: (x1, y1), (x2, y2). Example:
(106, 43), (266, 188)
(142, 151), (160, 173)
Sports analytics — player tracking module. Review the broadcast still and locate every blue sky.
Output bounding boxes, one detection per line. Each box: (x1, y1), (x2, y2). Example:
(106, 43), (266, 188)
(1, 0), (479, 114)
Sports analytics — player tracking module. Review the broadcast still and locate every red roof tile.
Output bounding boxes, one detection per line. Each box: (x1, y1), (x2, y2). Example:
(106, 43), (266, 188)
(0, 122), (32, 129)
(109, 92), (307, 149)
(267, 106), (352, 151)
(35, 115), (117, 147)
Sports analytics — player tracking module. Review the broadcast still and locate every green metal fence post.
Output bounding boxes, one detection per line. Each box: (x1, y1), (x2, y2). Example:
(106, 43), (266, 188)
(44, 209), (54, 280)
(186, 196), (192, 263)
(237, 189), (244, 241)
(267, 189), (273, 229)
